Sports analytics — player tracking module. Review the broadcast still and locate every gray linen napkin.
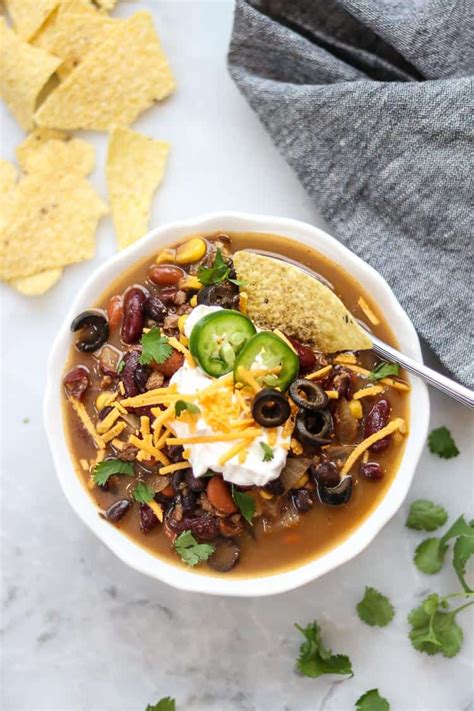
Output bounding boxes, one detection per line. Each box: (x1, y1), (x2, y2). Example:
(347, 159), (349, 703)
(228, 0), (474, 387)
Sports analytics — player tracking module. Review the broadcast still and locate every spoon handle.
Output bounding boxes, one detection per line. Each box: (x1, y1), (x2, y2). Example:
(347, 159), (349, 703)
(370, 334), (474, 409)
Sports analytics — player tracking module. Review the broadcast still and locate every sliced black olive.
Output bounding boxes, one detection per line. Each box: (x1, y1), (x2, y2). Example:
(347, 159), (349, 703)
(295, 408), (333, 446)
(197, 282), (239, 309)
(316, 475), (353, 506)
(289, 378), (328, 411)
(71, 310), (109, 353)
(208, 537), (240, 572)
(252, 388), (291, 428)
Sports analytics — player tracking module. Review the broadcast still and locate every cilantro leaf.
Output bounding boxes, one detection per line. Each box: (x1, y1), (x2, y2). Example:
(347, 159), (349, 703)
(133, 481), (155, 503)
(355, 689), (390, 711)
(414, 538), (447, 574)
(452, 521), (474, 592)
(260, 441), (274, 462)
(139, 327), (173, 366)
(93, 459), (134, 486)
(117, 359), (125, 374)
(295, 621), (353, 678)
(173, 530), (215, 567)
(196, 248), (231, 286)
(356, 587), (395, 627)
(406, 499), (448, 531)
(175, 400), (200, 417)
(145, 698), (175, 711)
(368, 361), (399, 382)
(428, 426), (459, 459)
(231, 485), (256, 524)
(408, 592), (474, 658)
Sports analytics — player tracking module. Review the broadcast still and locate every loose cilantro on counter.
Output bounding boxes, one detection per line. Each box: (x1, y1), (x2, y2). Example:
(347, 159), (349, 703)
(413, 514), (474, 585)
(295, 621), (353, 678)
(260, 441), (274, 462)
(232, 485), (256, 524)
(406, 499), (448, 531)
(356, 587), (394, 627)
(428, 426), (459, 459)
(139, 327), (172, 366)
(368, 361), (399, 382)
(197, 248), (243, 286)
(355, 689), (390, 711)
(93, 459), (134, 486)
(145, 698), (175, 711)
(175, 400), (200, 417)
(408, 592), (474, 658)
(133, 481), (155, 503)
(173, 530), (215, 567)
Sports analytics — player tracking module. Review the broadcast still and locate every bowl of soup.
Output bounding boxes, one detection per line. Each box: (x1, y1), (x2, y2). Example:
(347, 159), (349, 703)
(44, 212), (429, 596)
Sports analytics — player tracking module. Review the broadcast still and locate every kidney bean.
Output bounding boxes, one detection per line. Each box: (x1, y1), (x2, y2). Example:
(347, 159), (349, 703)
(144, 294), (167, 324)
(107, 295), (123, 330)
(310, 460), (340, 488)
(149, 264), (184, 286)
(63, 365), (89, 400)
(184, 469), (206, 492)
(331, 366), (355, 400)
(121, 350), (140, 397)
(289, 337), (316, 373)
(291, 488), (313, 513)
(105, 499), (131, 523)
(121, 287), (146, 344)
(159, 287), (178, 305)
(139, 503), (159, 532)
(364, 399), (392, 452)
(206, 476), (238, 514)
(153, 349), (184, 377)
(184, 513), (219, 541)
(360, 462), (384, 480)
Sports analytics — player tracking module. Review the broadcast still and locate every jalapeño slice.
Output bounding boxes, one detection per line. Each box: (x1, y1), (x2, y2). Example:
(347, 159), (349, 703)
(234, 332), (299, 391)
(189, 309), (256, 377)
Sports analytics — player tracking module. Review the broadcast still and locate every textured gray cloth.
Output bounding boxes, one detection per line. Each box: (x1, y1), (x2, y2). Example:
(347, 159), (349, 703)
(228, 0), (474, 387)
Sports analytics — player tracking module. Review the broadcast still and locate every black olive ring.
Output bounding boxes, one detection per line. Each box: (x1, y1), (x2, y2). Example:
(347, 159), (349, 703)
(71, 310), (109, 353)
(252, 388), (291, 428)
(289, 378), (329, 412)
(294, 408), (333, 446)
(316, 475), (353, 506)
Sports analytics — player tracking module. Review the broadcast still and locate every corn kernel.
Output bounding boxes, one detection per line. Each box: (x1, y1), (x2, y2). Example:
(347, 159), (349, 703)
(179, 275), (202, 290)
(155, 249), (175, 264)
(259, 489), (273, 500)
(190, 295), (198, 307)
(95, 390), (116, 411)
(179, 334), (189, 347)
(348, 399), (363, 419)
(295, 473), (309, 488)
(239, 291), (248, 314)
(175, 238), (207, 265)
(178, 314), (188, 334)
(290, 437), (303, 455)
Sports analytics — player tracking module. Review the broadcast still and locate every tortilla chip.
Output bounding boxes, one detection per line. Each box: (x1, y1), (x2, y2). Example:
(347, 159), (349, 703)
(233, 251), (373, 353)
(10, 268), (62, 295)
(17, 134), (95, 176)
(0, 19), (61, 130)
(34, 11), (176, 130)
(4, 0), (60, 39)
(93, 0), (117, 9)
(106, 127), (169, 250)
(32, 0), (97, 50)
(0, 159), (18, 194)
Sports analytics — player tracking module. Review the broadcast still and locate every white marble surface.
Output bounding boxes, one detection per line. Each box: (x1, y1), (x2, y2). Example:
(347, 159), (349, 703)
(1, 2), (473, 710)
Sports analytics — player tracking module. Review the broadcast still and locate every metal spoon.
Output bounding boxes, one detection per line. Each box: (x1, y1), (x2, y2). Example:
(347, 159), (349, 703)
(251, 250), (474, 409)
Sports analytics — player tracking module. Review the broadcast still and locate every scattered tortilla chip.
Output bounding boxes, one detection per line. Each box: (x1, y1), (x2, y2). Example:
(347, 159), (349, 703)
(0, 19), (61, 130)
(92, 0), (117, 9)
(233, 251), (373, 353)
(4, 0), (60, 39)
(0, 159), (18, 194)
(10, 268), (62, 295)
(32, 0), (96, 51)
(35, 11), (176, 130)
(15, 127), (65, 163)
(17, 134), (95, 176)
(106, 127), (169, 250)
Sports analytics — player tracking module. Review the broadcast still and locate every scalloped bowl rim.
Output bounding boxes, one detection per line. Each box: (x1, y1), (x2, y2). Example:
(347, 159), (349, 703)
(44, 212), (429, 596)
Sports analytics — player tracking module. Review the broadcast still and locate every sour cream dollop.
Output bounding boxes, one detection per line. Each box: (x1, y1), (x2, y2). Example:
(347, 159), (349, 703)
(169, 305), (290, 487)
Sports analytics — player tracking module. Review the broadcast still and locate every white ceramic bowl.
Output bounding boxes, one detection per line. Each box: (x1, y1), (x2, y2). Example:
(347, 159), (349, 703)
(44, 212), (429, 596)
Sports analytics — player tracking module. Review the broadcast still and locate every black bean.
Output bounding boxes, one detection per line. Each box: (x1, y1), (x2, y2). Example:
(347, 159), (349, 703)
(171, 471), (185, 491)
(180, 491), (197, 514)
(310, 460), (340, 488)
(105, 499), (131, 523)
(164, 444), (185, 463)
(264, 477), (284, 496)
(144, 294), (167, 323)
(134, 363), (151, 393)
(184, 469), (207, 492)
(291, 488), (313, 513)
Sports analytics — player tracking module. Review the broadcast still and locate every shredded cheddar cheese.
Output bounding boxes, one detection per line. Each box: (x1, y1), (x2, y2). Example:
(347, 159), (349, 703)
(348, 399), (363, 419)
(159, 460), (191, 475)
(290, 437), (303, 455)
(236, 366), (261, 393)
(273, 328), (297, 353)
(340, 418), (406, 476)
(166, 428), (262, 445)
(306, 365), (332, 380)
(353, 385), (384, 400)
(80, 458), (89, 471)
(167, 337), (194, 367)
(325, 390), (339, 399)
(147, 499), (164, 522)
(239, 291), (248, 314)
(128, 435), (170, 466)
(140, 416), (151, 437)
(69, 398), (105, 448)
(346, 364), (410, 391)
(96, 407), (121, 434)
(259, 489), (273, 500)
(218, 438), (253, 466)
(358, 296), (380, 326)
(333, 353), (357, 365)
(102, 421), (127, 443)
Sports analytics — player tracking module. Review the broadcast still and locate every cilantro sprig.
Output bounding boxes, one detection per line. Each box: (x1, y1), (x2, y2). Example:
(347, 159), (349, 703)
(231, 484), (256, 524)
(196, 248), (242, 287)
(175, 400), (200, 417)
(408, 592), (474, 658)
(133, 481), (155, 504)
(93, 459), (134, 486)
(260, 441), (274, 462)
(295, 621), (353, 678)
(428, 426), (459, 459)
(368, 361), (399, 382)
(139, 327), (172, 366)
(356, 689), (390, 711)
(406, 499), (448, 531)
(145, 698), (175, 711)
(173, 530), (215, 567)
(356, 587), (394, 627)
(413, 514), (474, 587)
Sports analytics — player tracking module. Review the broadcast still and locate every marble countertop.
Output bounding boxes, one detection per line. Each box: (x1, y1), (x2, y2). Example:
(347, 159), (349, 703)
(1, 2), (473, 710)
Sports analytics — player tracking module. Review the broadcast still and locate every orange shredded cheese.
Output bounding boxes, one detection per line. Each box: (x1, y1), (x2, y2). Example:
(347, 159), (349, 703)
(147, 499), (164, 522)
(283, 416), (296, 438)
(239, 291), (248, 313)
(128, 435), (170, 466)
(236, 366), (261, 393)
(267, 428), (278, 447)
(353, 385), (384, 400)
(102, 421), (127, 443)
(168, 336), (195, 367)
(238, 447), (247, 464)
(358, 296), (380, 326)
(259, 489), (273, 500)
(151, 403), (176, 431)
(218, 438), (253, 466)
(273, 329), (297, 353)
(333, 353), (357, 365)
(341, 418), (406, 475)
(140, 416), (151, 437)
(345, 365), (410, 391)
(362, 450), (369, 464)
(79, 458), (89, 471)
(198, 372), (234, 396)
(96, 407), (121, 434)
(234, 388), (251, 414)
(306, 365), (332, 380)
(325, 390), (339, 399)
(113, 400), (127, 415)
(111, 438), (125, 450)
(69, 398), (105, 448)
(154, 427), (173, 450)
(348, 399), (363, 419)
(166, 428), (261, 445)
(118, 381), (125, 395)
(159, 460), (192, 475)
(290, 437), (303, 455)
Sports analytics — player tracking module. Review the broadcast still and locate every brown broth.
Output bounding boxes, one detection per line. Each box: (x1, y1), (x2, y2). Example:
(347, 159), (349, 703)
(63, 232), (409, 577)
